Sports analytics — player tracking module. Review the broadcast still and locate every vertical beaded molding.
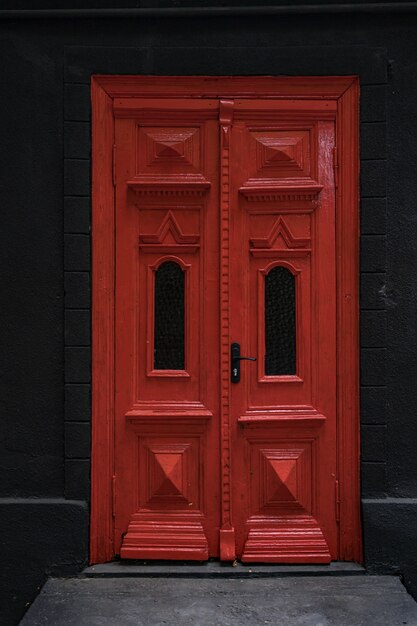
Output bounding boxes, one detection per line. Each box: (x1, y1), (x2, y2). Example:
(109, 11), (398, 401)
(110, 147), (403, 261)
(219, 99), (236, 560)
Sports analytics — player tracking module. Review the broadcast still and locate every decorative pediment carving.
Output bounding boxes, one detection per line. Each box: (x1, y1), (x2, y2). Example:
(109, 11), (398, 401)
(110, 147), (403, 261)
(250, 216), (310, 256)
(127, 176), (211, 197)
(139, 210), (200, 253)
(239, 181), (323, 203)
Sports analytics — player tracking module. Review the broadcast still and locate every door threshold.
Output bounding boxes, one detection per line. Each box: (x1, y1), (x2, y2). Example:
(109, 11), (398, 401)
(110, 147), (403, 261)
(83, 561), (365, 578)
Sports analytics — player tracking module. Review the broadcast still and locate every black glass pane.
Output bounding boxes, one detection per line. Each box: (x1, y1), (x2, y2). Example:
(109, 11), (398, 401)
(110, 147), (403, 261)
(154, 262), (185, 370)
(265, 266), (296, 375)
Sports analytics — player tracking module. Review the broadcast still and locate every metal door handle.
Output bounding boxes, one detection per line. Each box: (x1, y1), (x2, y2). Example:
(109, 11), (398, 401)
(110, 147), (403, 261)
(231, 342), (256, 383)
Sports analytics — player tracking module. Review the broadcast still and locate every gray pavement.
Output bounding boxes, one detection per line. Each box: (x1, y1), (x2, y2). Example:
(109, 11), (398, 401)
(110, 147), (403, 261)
(20, 575), (417, 626)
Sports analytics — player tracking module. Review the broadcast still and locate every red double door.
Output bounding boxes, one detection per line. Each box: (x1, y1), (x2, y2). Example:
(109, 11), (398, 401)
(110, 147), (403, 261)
(113, 96), (338, 562)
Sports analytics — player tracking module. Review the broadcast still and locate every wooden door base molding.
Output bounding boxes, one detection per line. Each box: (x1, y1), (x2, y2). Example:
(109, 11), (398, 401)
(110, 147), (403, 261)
(120, 514), (209, 561)
(242, 517), (331, 563)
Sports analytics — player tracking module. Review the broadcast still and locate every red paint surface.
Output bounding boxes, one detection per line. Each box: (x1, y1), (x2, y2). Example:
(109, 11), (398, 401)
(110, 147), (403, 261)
(91, 76), (361, 564)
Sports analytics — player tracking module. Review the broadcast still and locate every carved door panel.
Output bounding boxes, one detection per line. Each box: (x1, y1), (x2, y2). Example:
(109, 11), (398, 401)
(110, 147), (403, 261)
(229, 100), (337, 561)
(114, 99), (221, 559)
(113, 95), (338, 562)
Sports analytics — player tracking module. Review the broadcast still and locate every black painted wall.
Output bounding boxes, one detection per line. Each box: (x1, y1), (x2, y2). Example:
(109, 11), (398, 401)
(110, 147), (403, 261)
(1, 4), (417, 624)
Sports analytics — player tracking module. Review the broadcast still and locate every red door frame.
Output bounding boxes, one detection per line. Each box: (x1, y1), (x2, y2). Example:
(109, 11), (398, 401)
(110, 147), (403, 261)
(90, 75), (361, 564)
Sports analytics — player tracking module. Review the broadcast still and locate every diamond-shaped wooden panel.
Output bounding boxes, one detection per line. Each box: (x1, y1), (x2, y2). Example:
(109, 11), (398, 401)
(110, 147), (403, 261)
(139, 439), (200, 510)
(137, 126), (201, 175)
(252, 130), (310, 176)
(255, 444), (312, 515)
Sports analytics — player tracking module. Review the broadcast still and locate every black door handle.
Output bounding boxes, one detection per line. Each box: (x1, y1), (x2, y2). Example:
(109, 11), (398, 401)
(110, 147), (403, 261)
(231, 342), (256, 383)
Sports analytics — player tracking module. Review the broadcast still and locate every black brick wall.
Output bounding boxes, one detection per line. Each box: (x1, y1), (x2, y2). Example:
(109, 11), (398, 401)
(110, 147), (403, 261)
(63, 86), (92, 502)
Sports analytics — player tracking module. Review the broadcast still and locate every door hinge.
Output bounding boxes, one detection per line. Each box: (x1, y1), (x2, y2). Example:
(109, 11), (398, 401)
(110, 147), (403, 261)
(112, 144), (117, 186)
(333, 146), (339, 189)
(112, 474), (116, 518)
(335, 479), (340, 523)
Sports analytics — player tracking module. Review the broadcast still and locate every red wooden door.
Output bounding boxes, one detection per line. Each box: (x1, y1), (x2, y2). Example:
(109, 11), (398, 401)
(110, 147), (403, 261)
(229, 100), (337, 561)
(112, 93), (340, 562)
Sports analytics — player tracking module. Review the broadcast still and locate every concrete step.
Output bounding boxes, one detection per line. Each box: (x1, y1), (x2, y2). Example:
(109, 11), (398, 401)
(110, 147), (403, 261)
(20, 575), (417, 626)
(83, 560), (365, 578)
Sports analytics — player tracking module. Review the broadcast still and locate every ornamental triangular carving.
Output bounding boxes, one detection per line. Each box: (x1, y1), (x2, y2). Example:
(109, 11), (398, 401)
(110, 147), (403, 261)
(250, 216), (310, 250)
(153, 452), (183, 496)
(139, 211), (200, 246)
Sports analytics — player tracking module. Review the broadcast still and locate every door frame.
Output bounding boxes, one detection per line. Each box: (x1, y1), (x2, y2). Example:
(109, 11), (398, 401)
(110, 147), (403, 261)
(90, 75), (360, 564)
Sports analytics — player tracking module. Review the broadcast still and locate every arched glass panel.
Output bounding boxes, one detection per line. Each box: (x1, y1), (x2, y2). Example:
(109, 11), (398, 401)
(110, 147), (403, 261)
(154, 261), (185, 370)
(265, 266), (296, 376)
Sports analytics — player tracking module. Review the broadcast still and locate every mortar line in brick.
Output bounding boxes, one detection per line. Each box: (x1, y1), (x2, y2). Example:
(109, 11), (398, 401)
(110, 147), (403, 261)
(64, 305), (90, 310)
(65, 382), (91, 386)
(360, 384), (387, 388)
(360, 82), (388, 87)
(361, 461), (387, 464)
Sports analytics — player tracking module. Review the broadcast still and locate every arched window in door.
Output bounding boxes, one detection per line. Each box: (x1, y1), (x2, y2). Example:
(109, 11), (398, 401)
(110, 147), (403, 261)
(154, 261), (185, 370)
(264, 265), (296, 376)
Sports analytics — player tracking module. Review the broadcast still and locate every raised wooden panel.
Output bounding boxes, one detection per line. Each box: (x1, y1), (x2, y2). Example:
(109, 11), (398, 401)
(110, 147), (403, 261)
(139, 438), (201, 510)
(239, 125), (322, 203)
(123, 107), (215, 197)
(252, 130), (311, 178)
(138, 126), (201, 174)
(128, 125), (211, 196)
(251, 442), (312, 515)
